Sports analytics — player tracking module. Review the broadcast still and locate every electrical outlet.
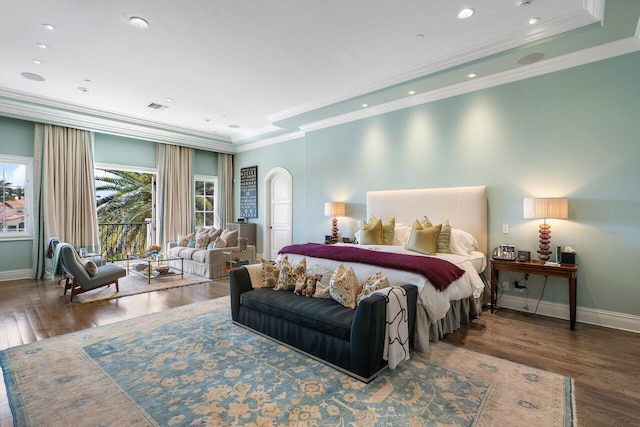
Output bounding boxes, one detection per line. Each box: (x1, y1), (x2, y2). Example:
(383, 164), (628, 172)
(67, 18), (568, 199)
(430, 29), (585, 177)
(514, 286), (526, 293)
(502, 281), (509, 291)
(502, 224), (509, 234)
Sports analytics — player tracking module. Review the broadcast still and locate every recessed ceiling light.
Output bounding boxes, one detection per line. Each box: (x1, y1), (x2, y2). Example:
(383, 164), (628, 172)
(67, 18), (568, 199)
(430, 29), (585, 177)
(165, 97), (174, 102)
(129, 16), (150, 29)
(516, 0), (532, 7)
(467, 72), (479, 79)
(415, 34), (424, 39)
(361, 103), (369, 108)
(228, 124), (240, 129)
(458, 8), (475, 19)
(32, 59), (42, 65)
(21, 72), (45, 82)
(528, 17), (541, 25)
(36, 43), (48, 49)
(77, 87), (90, 92)
(84, 79), (92, 83)
(517, 52), (545, 66)
(42, 23), (56, 31)
(408, 90), (417, 95)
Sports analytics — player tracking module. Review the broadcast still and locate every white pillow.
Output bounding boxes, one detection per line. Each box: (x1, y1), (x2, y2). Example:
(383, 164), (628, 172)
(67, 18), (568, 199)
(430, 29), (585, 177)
(392, 224), (411, 246)
(449, 229), (478, 256)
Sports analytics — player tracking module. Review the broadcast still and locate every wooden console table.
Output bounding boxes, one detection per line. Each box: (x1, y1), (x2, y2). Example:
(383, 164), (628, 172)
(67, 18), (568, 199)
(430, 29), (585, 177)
(490, 259), (579, 330)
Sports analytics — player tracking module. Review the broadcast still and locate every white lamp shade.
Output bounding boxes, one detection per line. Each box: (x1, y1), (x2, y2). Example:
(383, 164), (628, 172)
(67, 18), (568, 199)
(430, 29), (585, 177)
(523, 198), (568, 219)
(324, 202), (346, 217)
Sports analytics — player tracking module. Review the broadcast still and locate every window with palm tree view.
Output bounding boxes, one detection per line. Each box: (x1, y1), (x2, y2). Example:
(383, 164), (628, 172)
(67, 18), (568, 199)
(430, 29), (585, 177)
(195, 175), (217, 228)
(95, 168), (153, 258)
(1, 155), (31, 237)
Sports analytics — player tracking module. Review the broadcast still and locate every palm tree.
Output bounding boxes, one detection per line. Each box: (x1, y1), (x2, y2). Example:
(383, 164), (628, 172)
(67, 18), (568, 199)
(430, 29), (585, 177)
(95, 169), (153, 257)
(0, 179), (16, 201)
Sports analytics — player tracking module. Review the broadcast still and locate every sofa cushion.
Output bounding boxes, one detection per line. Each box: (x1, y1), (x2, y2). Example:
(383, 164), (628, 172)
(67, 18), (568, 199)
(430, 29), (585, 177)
(221, 228), (239, 247)
(167, 246), (183, 257)
(178, 247), (200, 260)
(191, 249), (208, 263)
(240, 289), (355, 340)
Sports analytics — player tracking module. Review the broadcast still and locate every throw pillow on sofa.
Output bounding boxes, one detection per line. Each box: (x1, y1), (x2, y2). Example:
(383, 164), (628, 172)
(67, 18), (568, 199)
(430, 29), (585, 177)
(177, 233), (195, 247)
(261, 258), (281, 288)
(221, 228), (239, 247)
(329, 264), (359, 309)
(274, 257), (306, 291)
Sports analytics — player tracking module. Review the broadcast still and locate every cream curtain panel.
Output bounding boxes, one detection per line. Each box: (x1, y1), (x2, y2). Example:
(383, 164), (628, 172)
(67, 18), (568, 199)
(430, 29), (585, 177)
(42, 124), (99, 251)
(160, 144), (193, 248)
(217, 153), (233, 228)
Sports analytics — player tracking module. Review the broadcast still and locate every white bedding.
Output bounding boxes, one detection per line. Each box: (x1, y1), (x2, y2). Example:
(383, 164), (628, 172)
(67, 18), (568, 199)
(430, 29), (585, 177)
(278, 244), (486, 334)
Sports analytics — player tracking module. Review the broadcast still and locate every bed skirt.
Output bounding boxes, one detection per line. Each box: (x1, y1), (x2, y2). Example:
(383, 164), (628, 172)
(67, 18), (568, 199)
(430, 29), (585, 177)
(415, 295), (482, 353)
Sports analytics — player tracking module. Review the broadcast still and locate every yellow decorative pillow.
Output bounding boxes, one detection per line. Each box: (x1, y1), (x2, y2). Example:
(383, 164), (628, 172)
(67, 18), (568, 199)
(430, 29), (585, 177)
(329, 264), (359, 309)
(406, 220), (441, 255)
(422, 216), (452, 253)
(369, 215), (395, 245)
(360, 219), (383, 245)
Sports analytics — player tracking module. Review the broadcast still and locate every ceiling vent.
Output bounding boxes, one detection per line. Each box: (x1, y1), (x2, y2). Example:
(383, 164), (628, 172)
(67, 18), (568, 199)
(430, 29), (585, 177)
(147, 102), (169, 111)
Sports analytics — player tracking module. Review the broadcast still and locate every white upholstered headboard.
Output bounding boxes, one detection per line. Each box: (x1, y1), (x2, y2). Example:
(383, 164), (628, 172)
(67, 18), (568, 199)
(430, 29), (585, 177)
(366, 186), (488, 256)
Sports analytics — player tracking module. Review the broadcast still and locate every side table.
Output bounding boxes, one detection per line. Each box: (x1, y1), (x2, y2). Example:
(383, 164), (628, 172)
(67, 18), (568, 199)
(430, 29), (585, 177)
(490, 259), (579, 330)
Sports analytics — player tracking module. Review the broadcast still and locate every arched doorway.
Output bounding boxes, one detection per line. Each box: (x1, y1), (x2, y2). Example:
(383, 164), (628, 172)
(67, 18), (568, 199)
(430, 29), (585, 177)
(263, 167), (292, 261)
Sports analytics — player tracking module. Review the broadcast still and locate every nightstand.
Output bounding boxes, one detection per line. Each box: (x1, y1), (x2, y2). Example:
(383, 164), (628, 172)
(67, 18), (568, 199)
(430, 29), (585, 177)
(490, 259), (579, 330)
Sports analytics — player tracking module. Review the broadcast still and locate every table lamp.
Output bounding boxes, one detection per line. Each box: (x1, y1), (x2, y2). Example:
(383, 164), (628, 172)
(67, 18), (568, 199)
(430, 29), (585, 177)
(324, 202), (346, 244)
(523, 197), (568, 261)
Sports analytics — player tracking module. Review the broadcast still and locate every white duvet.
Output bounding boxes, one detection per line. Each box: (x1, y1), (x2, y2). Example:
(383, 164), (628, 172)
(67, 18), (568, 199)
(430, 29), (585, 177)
(278, 244), (486, 351)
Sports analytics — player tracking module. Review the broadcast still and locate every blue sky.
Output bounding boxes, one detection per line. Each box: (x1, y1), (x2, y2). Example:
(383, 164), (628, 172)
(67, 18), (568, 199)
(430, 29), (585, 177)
(1, 162), (25, 187)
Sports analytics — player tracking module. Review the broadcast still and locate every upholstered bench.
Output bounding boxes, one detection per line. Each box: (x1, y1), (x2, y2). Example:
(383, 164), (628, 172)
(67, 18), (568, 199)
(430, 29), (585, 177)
(229, 268), (417, 382)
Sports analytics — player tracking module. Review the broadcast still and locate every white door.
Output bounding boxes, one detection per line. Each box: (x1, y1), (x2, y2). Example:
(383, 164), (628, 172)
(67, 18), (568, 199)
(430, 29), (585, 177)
(264, 167), (292, 261)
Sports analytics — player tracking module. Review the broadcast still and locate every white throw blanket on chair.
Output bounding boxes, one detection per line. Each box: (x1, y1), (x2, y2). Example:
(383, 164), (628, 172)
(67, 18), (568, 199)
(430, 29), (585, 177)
(373, 286), (410, 369)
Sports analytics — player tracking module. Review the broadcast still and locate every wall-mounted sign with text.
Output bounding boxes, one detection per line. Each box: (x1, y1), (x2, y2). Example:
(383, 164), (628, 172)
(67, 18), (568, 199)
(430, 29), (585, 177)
(240, 166), (258, 218)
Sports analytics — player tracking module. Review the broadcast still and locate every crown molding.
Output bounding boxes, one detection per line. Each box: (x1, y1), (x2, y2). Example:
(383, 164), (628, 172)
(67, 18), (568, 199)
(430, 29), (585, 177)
(0, 93), (235, 153)
(584, 0), (606, 22)
(267, 10), (598, 124)
(234, 131), (305, 153)
(299, 36), (640, 133)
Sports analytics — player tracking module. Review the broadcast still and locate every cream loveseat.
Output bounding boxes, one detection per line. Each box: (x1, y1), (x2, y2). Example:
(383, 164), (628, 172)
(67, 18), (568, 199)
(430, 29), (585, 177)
(167, 227), (256, 279)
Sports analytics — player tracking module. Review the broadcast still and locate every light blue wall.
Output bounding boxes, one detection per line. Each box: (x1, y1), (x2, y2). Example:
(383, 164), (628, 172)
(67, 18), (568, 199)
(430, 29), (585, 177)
(234, 138), (307, 253)
(0, 117), (35, 272)
(236, 52), (640, 316)
(194, 150), (218, 176)
(94, 134), (157, 169)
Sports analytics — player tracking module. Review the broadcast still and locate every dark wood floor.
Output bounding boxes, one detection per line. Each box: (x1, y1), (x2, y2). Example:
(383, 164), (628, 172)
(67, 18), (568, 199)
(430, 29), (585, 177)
(1, 278), (639, 427)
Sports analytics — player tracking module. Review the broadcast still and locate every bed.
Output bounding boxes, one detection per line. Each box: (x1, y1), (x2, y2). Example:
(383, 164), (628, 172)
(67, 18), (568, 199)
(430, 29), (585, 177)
(279, 185), (488, 353)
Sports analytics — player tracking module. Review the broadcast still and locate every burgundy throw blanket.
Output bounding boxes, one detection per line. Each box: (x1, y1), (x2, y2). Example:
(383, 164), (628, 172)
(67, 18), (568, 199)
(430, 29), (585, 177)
(279, 243), (465, 291)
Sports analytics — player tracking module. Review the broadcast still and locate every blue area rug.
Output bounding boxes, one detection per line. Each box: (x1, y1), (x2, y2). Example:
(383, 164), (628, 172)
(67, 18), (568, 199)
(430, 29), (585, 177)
(1, 297), (575, 426)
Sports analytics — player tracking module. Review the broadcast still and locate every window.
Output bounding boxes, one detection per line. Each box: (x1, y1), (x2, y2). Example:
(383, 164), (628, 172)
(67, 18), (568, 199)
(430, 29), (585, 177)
(0, 155), (33, 239)
(194, 175), (217, 228)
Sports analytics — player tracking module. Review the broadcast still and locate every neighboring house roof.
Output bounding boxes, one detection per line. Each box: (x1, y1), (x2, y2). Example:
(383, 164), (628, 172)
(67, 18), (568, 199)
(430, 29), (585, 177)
(5, 199), (25, 209)
(4, 214), (25, 222)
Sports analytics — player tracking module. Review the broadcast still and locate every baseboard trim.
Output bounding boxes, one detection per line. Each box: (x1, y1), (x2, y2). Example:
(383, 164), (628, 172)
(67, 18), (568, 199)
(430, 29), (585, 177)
(0, 269), (33, 282)
(497, 294), (640, 334)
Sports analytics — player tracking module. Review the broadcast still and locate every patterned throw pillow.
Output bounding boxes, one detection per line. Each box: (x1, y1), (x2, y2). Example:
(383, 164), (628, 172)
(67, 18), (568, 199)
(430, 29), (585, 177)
(195, 233), (210, 249)
(294, 275), (319, 296)
(406, 220), (441, 255)
(177, 233), (194, 247)
(275, 257), (307, 291)
(422, 216), (451, 253)
(329, 264), (359, 309)
(369, 215), (395, 245)
(357, 276), (390, 304)
(356, 271), (383, 297)
(261, 258), (281, 288)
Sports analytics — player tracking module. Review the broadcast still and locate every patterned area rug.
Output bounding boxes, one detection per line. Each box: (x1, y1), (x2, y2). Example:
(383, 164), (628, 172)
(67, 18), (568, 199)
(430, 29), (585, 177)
(0, 297), (576, 426)
(74, 272), (213, 303)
